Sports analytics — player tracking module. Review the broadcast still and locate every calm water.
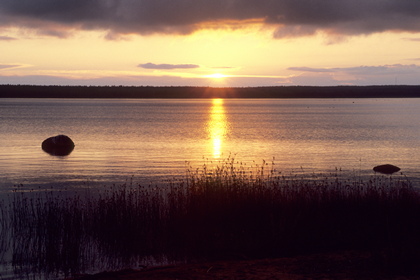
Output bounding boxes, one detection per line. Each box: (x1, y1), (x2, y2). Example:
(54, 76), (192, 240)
(1, 98), (420, 191)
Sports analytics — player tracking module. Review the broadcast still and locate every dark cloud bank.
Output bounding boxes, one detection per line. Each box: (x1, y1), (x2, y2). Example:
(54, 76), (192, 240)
(1, 0), (420, 38)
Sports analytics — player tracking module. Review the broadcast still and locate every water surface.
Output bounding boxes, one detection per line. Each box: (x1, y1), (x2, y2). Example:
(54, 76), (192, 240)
(1, 98), (419, 190)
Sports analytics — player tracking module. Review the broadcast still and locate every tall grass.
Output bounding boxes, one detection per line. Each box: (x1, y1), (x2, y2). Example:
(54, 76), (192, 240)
(9, 189), (89, 277)
(3, 157), (420, 277)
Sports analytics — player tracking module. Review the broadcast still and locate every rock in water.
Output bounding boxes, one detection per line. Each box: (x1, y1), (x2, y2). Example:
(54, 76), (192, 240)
(42, 135), (75, 156)
(373, 164), (401, 174)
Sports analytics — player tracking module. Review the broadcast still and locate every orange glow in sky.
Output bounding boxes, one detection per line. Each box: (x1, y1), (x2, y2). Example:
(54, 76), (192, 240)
(206, 73), (228, 79)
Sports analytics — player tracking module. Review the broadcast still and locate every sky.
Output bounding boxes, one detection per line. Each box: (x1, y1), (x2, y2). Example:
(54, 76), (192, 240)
(1, 0), (420, 87)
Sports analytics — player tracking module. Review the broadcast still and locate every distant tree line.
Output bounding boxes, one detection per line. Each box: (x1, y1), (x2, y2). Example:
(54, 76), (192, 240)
(1, 84), (420, 98)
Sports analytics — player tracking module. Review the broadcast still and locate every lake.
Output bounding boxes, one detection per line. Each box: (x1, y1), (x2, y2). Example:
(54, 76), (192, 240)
(1, 97), (420, 191)
(1, 97), (420, 279)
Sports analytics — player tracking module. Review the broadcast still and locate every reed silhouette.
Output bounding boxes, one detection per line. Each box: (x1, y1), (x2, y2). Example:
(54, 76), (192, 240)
(2, 157), (420, 278)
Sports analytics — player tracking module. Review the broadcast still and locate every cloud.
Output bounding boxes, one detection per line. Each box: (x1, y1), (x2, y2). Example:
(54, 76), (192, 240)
(211, 66), (236, 69)
(0, 64), (21, 70)
(0, 74), (204, 87)
(287, 64), (420, 85)
(2, 67), (420, 87)
(1, 1), (420, 38)
(273, 25), (317, 38)
(139, 63), (199, 70)
(0, 35), (16, 40)
(288, 67), (334, 73)
(404, 37), (420, 42)
(289, 64), (420, 75)
(0, 73), (300, 87)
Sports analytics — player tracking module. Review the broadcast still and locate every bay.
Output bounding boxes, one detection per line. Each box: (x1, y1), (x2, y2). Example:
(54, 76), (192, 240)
(1, 97), (420, 191)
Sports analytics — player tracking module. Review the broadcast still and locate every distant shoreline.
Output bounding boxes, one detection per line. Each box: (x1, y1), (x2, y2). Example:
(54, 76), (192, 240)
(1, 84), (420, 98)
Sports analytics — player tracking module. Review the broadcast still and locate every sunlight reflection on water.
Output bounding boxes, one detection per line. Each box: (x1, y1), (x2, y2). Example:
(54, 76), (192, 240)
(207, 98), (229, 158)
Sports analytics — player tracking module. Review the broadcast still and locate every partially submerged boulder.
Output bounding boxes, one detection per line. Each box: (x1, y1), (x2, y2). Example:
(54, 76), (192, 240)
(42, 135), (75, 156)
(373, 164), (401, 174)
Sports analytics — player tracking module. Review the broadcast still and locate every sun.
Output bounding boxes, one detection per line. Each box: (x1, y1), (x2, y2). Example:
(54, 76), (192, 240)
(206, 73), (228, 79)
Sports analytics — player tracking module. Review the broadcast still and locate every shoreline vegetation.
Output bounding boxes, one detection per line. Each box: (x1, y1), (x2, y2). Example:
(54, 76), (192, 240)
(1, 158), (420, 279)
(1, 84), (420, 98)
